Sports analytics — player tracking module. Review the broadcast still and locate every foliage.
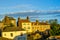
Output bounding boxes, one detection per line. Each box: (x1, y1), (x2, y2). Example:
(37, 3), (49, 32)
(49, 19), (60, 36)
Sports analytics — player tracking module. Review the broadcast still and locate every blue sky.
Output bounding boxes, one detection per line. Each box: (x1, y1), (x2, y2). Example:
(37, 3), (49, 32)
(0, 0), (60, 14)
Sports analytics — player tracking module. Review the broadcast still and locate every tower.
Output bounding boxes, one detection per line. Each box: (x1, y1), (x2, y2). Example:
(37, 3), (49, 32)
(26, 16), (29, 20)
(5, 16), (10, 25)
(17, 17), (20, 27)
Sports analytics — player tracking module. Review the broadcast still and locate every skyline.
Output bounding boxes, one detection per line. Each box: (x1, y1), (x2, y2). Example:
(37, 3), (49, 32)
(0, 0), (60, 14)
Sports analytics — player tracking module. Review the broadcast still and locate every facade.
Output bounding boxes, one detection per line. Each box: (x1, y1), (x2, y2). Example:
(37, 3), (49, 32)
(2, 27), (26, 39)
(17, 17), (50, 33)
(32, 20), (50, 32)
(0, 21), (4, 29)
(22, 22), (32, 33)
(2, 16), (16, 27)
(2, 31), (26, 39)
(0, 16), (51, 40)
(17, 16), (30, 27)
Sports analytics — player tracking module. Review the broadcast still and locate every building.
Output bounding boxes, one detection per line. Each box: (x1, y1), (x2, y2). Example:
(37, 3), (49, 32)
(17, 17), (50, 33)
(17, 16), (30, 27)
(47, 36), (60, 40)
(2, 27), (26, 39)
(17, 16), (32, 32)
(32, 20), (50, 32)
(2, 16), (16, 27)
(22, 22), (32, 33)
(0, 21), (4, 29)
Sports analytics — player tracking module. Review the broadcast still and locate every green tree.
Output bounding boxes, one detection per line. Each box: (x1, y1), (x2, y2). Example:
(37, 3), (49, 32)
(49, 19), (60, 36)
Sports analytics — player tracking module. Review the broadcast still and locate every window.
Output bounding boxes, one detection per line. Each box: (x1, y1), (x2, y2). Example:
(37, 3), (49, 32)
(23, 23), (26, 25)
(23, 27), (26, 30)
(28, 27), (30, 29)
(11, 33), (13, 37)
(27, 23), (30, 25)
(4, 34), (6, 36)
(24, 27), (26, 29)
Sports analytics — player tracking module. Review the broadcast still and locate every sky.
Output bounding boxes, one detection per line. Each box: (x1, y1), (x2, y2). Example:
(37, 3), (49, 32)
(0, 0), (60, 14)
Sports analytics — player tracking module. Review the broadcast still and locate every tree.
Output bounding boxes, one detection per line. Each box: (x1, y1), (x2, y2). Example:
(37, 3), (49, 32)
(49, 19), (60, 36)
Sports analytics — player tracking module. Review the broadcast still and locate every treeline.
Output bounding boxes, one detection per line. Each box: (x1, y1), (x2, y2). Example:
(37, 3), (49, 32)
(49, 19), (60, 36)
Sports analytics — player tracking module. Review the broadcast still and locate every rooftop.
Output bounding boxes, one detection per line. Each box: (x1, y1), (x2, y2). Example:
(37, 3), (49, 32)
(19, 19), (30, 22)
(3, 27), (25, 32)
(32, 22), (49, 25)
(5, 16), (15, 20)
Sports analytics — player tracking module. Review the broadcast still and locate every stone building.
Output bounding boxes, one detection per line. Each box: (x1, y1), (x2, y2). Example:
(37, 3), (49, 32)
(22, 22), (32, 33)
(17, 16), (32, 32)
(32, 20), (50, 32)
(17, 16), (30, 27)
(2, 16), (16, 27)
(0, 21), (4, 29)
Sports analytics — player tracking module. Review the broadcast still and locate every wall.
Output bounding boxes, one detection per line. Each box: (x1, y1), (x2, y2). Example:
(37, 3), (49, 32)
(0, 22), (4, 29)
(2, 31), (26, 39)
(32, 25), (50, 32)
(10, 20), (16, 27)
(22, 22), (32, 32)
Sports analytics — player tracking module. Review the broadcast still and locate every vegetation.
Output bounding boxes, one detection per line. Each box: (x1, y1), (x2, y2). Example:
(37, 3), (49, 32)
(49, 19), (60, 36)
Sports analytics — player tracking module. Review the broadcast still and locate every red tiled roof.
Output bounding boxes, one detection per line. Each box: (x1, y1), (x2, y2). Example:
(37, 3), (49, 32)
(32, 22), (49, 25)
(19, 19), (30, 22)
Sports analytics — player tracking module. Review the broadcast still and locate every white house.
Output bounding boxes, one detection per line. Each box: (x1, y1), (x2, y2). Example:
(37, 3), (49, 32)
(2, 27), (26, 39)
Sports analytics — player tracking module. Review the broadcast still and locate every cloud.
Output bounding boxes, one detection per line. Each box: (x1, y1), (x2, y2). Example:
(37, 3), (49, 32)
(0, 4), (37, 14)
(0, 4), (60, 15)
(0, 4), (36, 10)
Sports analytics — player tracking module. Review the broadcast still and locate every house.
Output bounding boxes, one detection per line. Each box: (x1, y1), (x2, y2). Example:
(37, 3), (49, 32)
(17, 16), (30, 29)
(0, 21), (4, 30)
(17, 16), (30, 27)
(22, 22), (32, 33)
(2, 16), (16, 27)
(32, 20), (50, 32)
(2, 27), (26, 39)
(17, 16), (32, 32)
